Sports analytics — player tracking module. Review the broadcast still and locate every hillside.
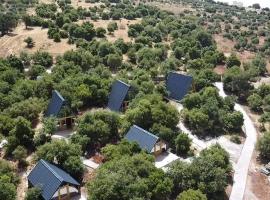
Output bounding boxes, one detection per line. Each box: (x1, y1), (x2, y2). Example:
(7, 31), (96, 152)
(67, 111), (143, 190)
(0, 0), (270, 200)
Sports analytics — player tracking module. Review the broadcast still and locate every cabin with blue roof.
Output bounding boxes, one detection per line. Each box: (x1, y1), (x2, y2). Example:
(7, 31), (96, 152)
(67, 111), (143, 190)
(45, 90), (75, 130)
(125, 125), (167, 156)
(27, 159), (80, 200)
(108, 80), (130, 112)
(166, 72), (193, 101)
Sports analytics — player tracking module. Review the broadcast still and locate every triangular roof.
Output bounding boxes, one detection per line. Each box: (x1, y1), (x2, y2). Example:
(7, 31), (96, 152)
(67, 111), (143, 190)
(28, 159), (79, 200)
(125, 125), (159, 153)
(166, 72), (193, 101)
(108, 80), (130, 112)
(45, 90), (65, 117)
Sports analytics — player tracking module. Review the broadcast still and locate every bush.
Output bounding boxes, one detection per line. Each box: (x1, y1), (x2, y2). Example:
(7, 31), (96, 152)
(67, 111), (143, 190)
(25, 187), (42, 200)
(257, 132), (270, 160)
(24, 37), (35, 48)
(247, 93), (263, 112)
(230, 135), (241, 144)
(96, 27), (106, 38)
(53, 33), (61, 42)
(175, 133), (192, 156)
(32, 51), (53, 68)
(177, 189), (207, 200)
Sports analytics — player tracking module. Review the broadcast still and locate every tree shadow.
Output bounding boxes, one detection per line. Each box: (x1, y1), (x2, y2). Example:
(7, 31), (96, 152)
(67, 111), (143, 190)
(25, 27), (34, 31)
(6, 32), (18, 37)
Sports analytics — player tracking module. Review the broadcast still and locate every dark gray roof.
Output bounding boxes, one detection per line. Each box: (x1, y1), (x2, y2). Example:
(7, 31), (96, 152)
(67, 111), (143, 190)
(166, 72), (193, 101)
(108, 80), (130, 112)
(45, 90), (65, 117)
(125, 125), (159, 153)
(28, 159), (79, 200)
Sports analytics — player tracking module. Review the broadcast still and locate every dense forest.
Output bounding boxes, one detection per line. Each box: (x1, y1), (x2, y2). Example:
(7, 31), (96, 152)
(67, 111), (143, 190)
(0, 0), (270, 200)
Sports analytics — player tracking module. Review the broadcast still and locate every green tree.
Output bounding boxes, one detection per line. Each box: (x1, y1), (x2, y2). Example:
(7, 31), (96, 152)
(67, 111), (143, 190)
(167, 145), (231, 198)
(247, 93), (263, 112)
(42, 117), (57, 135)
(101, 139), (141, 161)
(124, 94), (179, 133)
(36, 140), (83, 179)
(195, 31), (213, 47)
(12, 145), (27, 165)
(96, 27), (106, 37)
(32, 51), (53, 68)
(24, 37), (35, 48)
(226, 54), (241, 68)
(22, 15), (32, 29)
(177, 189), (207, 200)
(223, 66), (252, 101)
(257, 132), (270, 160)
(6, 117), (34, 154)
(25, 187), (42, 200)
(0, 176), (16, 200)
(175, 133), (192, 156)
(107, 22), (118, 34)
(77, 110), (120, 148)
(87, 153), (172, 200)
(0, 12), (18, 35)
(28, 65), (45, 80)
(7, 55), (24, 72)
(107, 54), (122, 70)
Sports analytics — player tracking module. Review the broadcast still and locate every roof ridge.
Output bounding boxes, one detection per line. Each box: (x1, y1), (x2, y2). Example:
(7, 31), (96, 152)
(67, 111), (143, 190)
(133, 125), (159, 139)
(53, 90), (65, 102)
(117, 79), (130, 87)
(170, 71), (193, 78)
(40, 159), (64, 182)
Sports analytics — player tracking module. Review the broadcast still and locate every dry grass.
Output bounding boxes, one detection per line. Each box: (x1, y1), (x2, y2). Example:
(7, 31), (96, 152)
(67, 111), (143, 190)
(0, 23), (76, 58)
(214, 34), (256, 65)
(214, 65), (226, 75)
(214, 34), (235, 55)
(70, 0), (104, 9)
(145, 1), (195, 15)
(244, 151), (270, 200)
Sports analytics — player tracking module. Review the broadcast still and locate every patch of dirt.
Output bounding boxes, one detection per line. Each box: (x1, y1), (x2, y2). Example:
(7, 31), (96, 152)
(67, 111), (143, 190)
(214, 34), (235, 55)
(0, 23), (76, 58)
(266, 61), (270, 74)
(236, 50), (255, 64)
(39, 0), (53, 3)
(214, 64), (226, 75)
(242, 105), (270, 200)
(145, 1), (196, 15)
(253, 76), (270, 89)
(214, 34), (256, 65)
(244, 150), (270, 200)
(70, 0), (104, 9)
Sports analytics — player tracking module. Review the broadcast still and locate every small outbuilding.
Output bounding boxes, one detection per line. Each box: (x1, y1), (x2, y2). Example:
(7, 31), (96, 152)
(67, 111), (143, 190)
(166, 71), (193, 101)
(125, 125), (167, 156)
(45, 90), (75, 129)
(108, 80), (130, 112)
(28, 159), (80, 200)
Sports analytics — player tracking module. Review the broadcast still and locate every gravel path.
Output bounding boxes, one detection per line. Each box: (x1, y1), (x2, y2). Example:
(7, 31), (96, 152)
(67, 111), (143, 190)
(214, 82), (257, 200)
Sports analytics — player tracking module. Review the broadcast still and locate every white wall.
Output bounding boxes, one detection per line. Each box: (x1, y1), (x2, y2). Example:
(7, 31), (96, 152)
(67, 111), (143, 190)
(216, 0), (270, 8)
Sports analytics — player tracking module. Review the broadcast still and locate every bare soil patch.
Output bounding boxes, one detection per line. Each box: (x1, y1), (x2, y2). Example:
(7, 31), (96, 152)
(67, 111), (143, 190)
(214, 34), (256, 65)
(70, 0), (104, 9)
(214, 64), (226, 75)
(244, 151), (270, 200)
(145, 1), (195, 15)
(214, 34), (235, 55)
(0, 23), (76, 58)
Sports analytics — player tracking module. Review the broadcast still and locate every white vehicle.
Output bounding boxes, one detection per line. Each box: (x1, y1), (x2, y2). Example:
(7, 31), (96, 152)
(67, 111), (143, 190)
(0, 139), (8, 149)
(260, 167), (270, 176)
